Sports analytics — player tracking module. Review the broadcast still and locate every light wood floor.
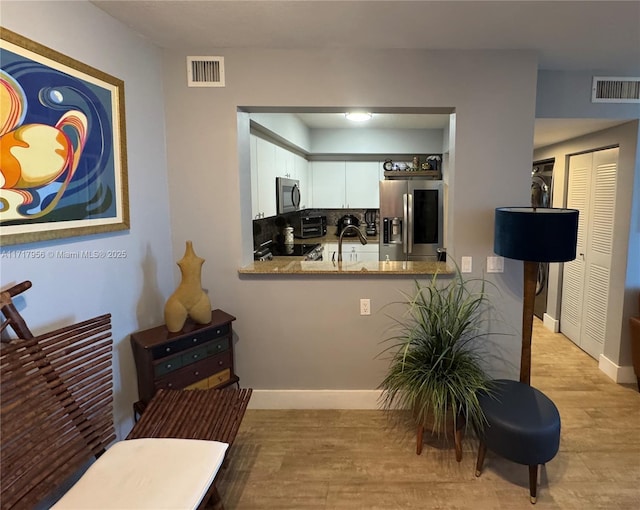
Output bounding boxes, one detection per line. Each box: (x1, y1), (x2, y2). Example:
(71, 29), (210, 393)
(215, 320), (640, 509)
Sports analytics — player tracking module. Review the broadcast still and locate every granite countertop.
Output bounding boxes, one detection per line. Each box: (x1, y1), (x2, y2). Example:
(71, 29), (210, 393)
(243, 232), (451, 275)
(238, 259), (452, 276)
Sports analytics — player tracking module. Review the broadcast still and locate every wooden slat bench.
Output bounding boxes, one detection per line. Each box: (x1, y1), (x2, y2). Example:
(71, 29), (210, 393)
(0, 282), (251, 510)
(0, 314), (115, 510)
(128, 387), (252, 446)
(49, 387), (252, 510)
(127, 387), (253, 509)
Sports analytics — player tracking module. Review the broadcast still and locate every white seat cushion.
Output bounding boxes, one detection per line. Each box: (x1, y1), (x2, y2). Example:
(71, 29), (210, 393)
(51, 438), (228, 510)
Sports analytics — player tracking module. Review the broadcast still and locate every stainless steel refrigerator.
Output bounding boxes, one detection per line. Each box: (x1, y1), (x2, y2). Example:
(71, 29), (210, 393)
(379, 180), (443, 261)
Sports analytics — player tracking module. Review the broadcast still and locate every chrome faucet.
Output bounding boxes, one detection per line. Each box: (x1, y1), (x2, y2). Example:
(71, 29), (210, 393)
(337, 225), (367, 262)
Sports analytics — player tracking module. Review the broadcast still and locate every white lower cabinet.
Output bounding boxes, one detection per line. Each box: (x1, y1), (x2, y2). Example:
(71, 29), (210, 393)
(323, 243), (337, 262)
(323, 242), (379, 262)
(355, 244), (381, 262)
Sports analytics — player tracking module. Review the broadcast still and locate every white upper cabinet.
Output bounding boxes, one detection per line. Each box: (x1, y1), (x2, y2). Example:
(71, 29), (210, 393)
(311, 161), (346, 208)
(293, 153), (311, 209)
(311, 161), (381, 209)
(254, 136), (277, 218)
(345, 161), (381, 208)
(251, 135), (311, 217)
(275, 145), (311, 210)
(250, 134), (259, 218)
(274, 144), (294, 179)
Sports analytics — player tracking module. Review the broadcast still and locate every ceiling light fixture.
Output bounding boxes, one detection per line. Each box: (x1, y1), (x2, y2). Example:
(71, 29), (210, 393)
(345, 112), (373, 122)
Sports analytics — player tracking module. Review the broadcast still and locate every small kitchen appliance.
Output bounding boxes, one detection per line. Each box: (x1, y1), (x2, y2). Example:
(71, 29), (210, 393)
(364, 209), (377, 236)
(337, 214), (360, 236)
(294, 215), (326, 239)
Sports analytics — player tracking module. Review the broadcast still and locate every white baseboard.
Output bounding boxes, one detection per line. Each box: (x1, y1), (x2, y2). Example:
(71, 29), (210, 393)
(543, 313), (560, 333)
(598, 354), (637, 384)
(247, 390), (384, 409)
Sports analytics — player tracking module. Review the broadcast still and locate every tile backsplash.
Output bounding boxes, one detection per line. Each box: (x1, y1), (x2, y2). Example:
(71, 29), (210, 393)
(253, 209), (378, 249)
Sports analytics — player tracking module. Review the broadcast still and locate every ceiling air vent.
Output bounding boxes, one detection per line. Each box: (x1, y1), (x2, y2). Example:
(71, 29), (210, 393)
(592, 76), (640, 103)
(187, 56), (225, 87)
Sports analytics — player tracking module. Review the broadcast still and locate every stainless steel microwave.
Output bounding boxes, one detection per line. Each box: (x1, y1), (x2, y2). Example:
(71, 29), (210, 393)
(276, 177), (301, 214)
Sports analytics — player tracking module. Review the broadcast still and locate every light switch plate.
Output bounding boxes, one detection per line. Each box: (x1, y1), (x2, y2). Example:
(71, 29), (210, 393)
(461, 256), (472, 273)
(487, 256), (504, 273)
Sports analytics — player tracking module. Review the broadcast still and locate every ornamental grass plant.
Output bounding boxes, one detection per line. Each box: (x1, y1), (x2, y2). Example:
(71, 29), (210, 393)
(378, 269), (495, 437)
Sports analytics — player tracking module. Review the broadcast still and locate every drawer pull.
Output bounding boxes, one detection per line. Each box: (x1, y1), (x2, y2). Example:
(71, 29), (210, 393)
(166, 364), (172, 369)
(167, 383), (173, 388)
(165, 347), (171, 353)
(194, 371), (200, 376)
(218, 361), (223, 366)
(217, 344), (222, 350)
(192, 338), (197, 343)
(192, 354), (199, 359)
(216, 329), (221, 335)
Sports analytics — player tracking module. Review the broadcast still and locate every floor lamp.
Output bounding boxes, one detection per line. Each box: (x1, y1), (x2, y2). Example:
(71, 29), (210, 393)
(494, 207), (579, 385)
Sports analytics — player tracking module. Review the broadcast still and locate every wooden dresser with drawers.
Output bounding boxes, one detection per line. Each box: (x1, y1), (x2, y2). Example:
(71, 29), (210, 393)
(130, 309), (238, 409)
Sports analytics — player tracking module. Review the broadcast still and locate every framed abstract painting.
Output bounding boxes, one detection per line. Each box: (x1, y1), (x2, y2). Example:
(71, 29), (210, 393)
(0, 27), (129, 246)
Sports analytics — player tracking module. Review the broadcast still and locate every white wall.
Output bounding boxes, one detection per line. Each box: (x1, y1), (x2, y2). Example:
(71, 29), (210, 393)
(310, 128), (444, 154)
(536, 70), (640, 119)
(0, 6), (544, 416)
(2, 1), (175, 437)
(534, 121), (639, 377)
(249, 115), (445, 155)
(250, 112), (311, 151)
(161, 48), (539, 400)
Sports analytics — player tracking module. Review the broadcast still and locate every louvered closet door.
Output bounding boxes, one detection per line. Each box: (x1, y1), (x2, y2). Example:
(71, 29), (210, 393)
(561, 153), (590, 346)
(581, 148), (618, 358)
(561, 148), (618, 359)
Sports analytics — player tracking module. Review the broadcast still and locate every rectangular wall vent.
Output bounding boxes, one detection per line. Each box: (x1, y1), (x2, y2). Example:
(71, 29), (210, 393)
(592, 76), (640, 103)
(187, 56), (225, 87)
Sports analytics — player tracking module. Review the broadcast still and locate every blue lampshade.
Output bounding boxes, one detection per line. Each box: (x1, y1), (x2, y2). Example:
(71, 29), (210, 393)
(494, 207), (579, 262)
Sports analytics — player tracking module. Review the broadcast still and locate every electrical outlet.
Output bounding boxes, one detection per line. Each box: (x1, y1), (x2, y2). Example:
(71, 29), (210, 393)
(487, 256), (504, 273)
(461, 256), (472, 273)
(360, 298), (371, 316)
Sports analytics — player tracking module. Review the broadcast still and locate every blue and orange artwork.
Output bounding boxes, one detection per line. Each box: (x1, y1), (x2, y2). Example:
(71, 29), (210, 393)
(0, 38), (122, 232)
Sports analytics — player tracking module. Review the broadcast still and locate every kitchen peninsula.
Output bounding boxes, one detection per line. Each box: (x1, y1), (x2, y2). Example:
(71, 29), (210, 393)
(239, 258), (450, 275)
(244, 227), (451, 275)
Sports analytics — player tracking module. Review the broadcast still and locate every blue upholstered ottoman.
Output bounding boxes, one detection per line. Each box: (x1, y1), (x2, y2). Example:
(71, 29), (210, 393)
(475, 379), (561, 504)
